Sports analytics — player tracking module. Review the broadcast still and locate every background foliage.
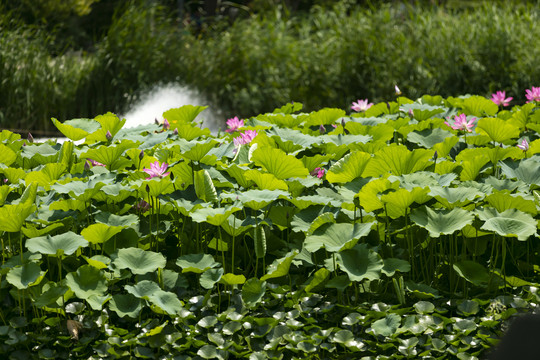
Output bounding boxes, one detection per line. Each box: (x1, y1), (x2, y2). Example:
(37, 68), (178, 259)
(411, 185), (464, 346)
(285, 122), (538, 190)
(0, 0), (539, 133)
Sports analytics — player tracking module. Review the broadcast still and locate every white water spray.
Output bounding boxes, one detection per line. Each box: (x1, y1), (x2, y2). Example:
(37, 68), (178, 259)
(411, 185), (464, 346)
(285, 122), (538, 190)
(122, 84), (222, 133)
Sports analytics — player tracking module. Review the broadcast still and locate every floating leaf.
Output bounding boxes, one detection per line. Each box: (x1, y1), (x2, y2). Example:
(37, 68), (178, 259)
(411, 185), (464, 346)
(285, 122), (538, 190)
(371, 314), (401, 337)
(113, 247), (166, 275)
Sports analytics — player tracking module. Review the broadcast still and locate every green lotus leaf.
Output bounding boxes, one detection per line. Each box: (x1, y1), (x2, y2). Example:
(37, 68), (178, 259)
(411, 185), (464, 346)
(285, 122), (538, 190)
(49, 198), (88, 212)
(0, 144), (17, 166)
(336, 244), (383, 282)
(305, 268), (331, 293)
(273, 101), (303, 114)
(163, 105), (208, 125)
(191, 204), (242, 226)
(242, 278), (266, 308)
(198, 345), (227, 360)
(176, 253), (220, 274)
(219, 273), (246, 285)
(459, 156), (490, 181)
(413, 301), (435, 314)
(268, 127), (319, 148)
(371, 313), (401, 337)
(460, 95), (498, 117)
(355, 178), (399, 213)
(251, 146), (309, 179)
(406, 128), (453, 148)
(95, 212), (139, 228)
(33, 282), (69, 308)
(226, 189), (288, 211)
(144, 177), (175, 198)
(486, 192), (537, 215)
(304, 108), (346, 126)
(304, 222), (375, 253)
(453, 260), (491, 288)
(291, 206), (339, 232)
(476, 117), (520, 143)
(363, 145), (434, 177)
(26, 231), (88, 256)
(149, 290), (185, 316)
(6, 262), (46, 289)
(182, 140), (218, 162)
(81, 223), (124, 245)
(83, 255), (111, 270)
(220, 215), (251, 237)
(224, 164), (254, 189)
(65, 265), (108, 298)
(261, 250), (299, 281)
(382, 258), (411, 277)
(244, 170), (288, 191)
(113, 247), (166, 275)
(307, 212), (336, 235)
(326, 151), (371, 184)
(389, 172), (456, 190)
(380, 187), (430, 219)
(478, 208), (537, 241)
(0, 167), (27, 184)
(432, 135), (459, 158)
(125, 280), (161, 299)
(25, 163), (67, 190)
(21, 222), (64, 239)
(194, 169), (218, 203)
(200, 268), (224, 289)
(84, 112), (126, 143)
(81, 140), (138, 170)
(51, 118), (99, 141)
(0, 185), (10, 206)
(429, 186), (485, 209)
(175, 124), (211, 141)
(499, 158), (540, 185)
(409, 207), (474, 237)
(109, 294), (142, 318)
(400, 103), (445, 121)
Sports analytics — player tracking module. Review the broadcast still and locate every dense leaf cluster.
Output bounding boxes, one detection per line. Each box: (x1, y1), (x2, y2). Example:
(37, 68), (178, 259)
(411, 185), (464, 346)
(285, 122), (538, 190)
(0, 94), (540, 358)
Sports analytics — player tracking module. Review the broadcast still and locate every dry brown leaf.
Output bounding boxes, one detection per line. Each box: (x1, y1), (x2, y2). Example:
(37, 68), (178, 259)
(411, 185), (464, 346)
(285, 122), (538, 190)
(67, 319), (83, 340)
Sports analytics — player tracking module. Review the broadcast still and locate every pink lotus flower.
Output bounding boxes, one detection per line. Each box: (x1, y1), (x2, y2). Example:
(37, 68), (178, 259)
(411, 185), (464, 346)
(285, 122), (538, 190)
(310, 167), (325, 179)
(233, 130), (257, 147)
(134, 199), (151, 212)
(517, 139), (529, 151)
(491, 91), (513, 107)
(143, 161), (170, 179)
(444, 114), (476, 133)
(525, 86), (540, 103)
(351, 99), (373, 112)
(87, 159), (105, 167)
(225, 116), (244, 133)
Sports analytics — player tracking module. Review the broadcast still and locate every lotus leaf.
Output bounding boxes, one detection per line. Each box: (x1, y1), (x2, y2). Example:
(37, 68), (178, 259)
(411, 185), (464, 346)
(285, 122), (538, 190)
(113, 247), (166, 275)
(304, 222), (375, 253)
(65, 265), (108, 298)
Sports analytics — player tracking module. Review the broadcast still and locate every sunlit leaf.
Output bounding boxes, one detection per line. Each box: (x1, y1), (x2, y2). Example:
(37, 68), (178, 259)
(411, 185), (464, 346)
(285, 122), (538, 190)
(304, 222), (375, 253)
(242, 278), (266, 308)
(261, 250), (299, 281)
(109, 294), (142, 318)
(363, 145), (434, 177)
(194, 169), (218, 203)
(200, 268), (224, 289)
(0, 144), (17, 166)
(476, 117), (520, 143)
(326, 151), (371, 184)
(113, 247), (166, 275)
(409, 207), (474, 237)
(176, 253), (220, 274)
(453, 261), (490, 287)
(51, 118), (100, 141)
(477, 208), (537, 241)
(6, 262), (46, 289)
(251, 146), (309, 179)
(163, 105), (208, 124)
(65, 265), (108, 298)
(26, 231), (88, 256)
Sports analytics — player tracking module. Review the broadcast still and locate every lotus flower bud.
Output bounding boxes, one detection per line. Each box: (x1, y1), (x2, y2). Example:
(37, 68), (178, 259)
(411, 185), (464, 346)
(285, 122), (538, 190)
(433, 151), (438, 161)
(163, 119), (170, 130)
(155, 118), (160, 125)
(27, 133), (34, 143)
(170, 172), (174, 180)
(106, 130), (112, 141)
(139, 150), (144, 160)
(173, 127), (178, 135)
(146, 184), (150, 193)
(84, 160), (91, 171)
(319, 124), (325, 134)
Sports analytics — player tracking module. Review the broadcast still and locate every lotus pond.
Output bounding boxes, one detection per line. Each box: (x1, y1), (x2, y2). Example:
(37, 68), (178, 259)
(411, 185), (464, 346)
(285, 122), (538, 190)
(1, 93), (540, 359)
